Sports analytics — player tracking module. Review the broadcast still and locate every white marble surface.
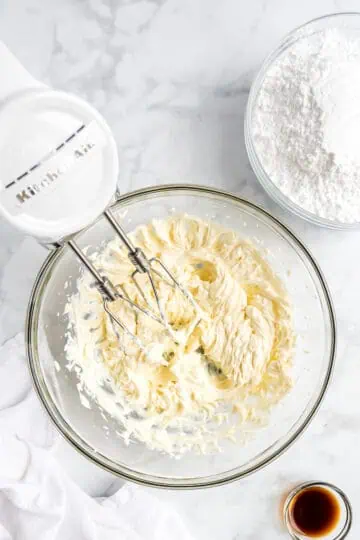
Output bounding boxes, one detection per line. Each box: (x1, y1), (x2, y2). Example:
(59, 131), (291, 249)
(0, 0), (360, 538)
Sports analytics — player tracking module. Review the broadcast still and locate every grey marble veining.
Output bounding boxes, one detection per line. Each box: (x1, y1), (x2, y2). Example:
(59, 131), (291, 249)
(1, 0), (360, 538)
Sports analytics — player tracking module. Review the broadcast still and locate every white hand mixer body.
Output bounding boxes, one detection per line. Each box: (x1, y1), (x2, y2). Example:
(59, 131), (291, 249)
(0, 42), (200, 350)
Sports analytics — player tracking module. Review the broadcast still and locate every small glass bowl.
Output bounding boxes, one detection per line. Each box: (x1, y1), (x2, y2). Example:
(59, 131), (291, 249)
(283, 481), (352, 539)
(245, 12), (360, 230)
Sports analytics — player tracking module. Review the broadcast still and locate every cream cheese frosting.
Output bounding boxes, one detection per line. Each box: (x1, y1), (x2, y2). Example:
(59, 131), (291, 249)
(65, 215), (295, 455)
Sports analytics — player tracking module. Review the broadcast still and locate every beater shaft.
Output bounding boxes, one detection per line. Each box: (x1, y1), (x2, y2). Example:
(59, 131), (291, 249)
(68, 239), (118, 301)
(104, 209), (151, 274)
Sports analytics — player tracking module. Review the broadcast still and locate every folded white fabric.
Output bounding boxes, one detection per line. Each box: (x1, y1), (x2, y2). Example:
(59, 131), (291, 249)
(0, 334), (194, 540)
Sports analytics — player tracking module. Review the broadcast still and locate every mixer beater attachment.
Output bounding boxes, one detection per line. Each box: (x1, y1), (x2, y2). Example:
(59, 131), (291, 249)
(67, 208), (200, 352)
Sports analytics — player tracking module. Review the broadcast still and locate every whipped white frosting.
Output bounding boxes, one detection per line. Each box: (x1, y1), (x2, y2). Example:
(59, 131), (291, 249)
(65, 215), (294, 455)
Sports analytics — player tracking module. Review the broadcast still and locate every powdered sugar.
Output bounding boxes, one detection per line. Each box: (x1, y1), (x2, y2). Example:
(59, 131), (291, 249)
(252, 29), (360, 223)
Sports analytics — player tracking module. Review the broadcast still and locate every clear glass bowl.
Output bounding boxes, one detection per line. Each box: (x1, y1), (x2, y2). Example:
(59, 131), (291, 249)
(26, 185), (336, 488)
(284, 481), (352, 539)
(245, 12), (360, 230)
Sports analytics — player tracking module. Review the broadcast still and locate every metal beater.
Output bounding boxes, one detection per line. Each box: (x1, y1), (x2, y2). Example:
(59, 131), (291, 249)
(67, 208), (201, 351)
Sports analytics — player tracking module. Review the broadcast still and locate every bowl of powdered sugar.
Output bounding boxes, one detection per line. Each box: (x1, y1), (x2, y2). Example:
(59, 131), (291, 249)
(245, 12), (360, 229)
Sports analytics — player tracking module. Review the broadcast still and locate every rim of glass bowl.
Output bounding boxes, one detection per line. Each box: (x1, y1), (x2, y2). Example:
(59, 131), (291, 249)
(245, 12), (360, 231)
(26, 184), (336, 489)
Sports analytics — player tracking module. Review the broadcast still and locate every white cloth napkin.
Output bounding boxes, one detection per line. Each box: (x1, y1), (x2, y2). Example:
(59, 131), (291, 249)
(0, 334), (194, 540)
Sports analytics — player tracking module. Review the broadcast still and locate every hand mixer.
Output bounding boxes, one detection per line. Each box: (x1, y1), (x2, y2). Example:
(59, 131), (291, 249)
(0, 42), (200, 351)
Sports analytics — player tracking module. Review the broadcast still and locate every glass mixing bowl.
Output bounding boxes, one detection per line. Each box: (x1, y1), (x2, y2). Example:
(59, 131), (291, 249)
(245, 12), (360, 230)
(26, 185), (336, 488)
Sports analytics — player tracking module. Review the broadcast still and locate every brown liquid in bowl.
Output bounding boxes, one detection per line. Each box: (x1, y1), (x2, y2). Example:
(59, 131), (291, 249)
(290, 486), (340, 537)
